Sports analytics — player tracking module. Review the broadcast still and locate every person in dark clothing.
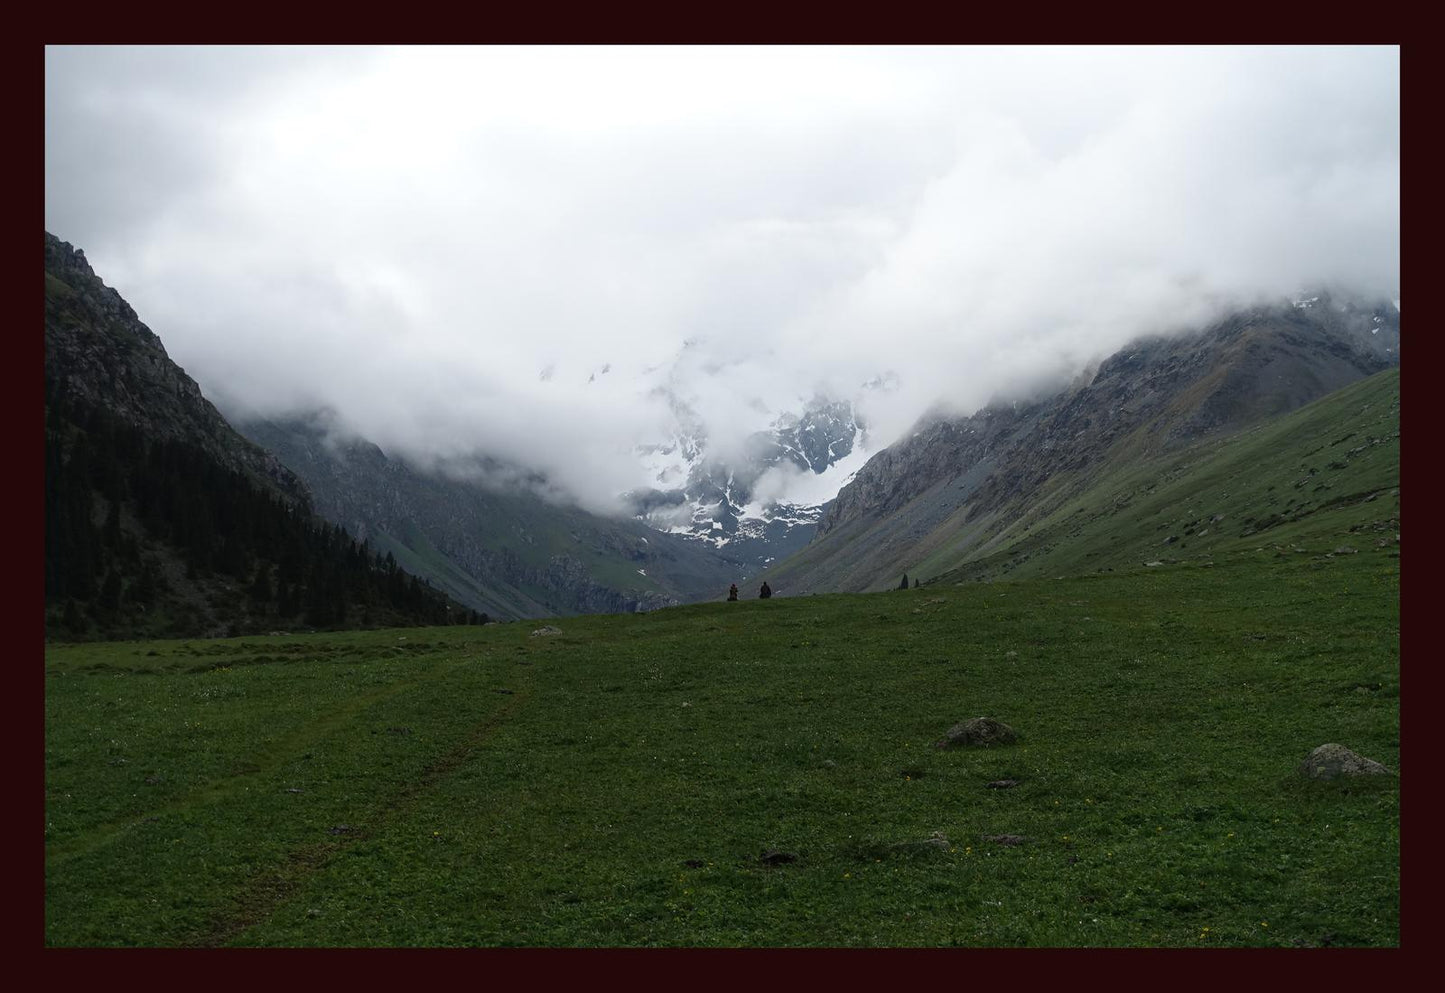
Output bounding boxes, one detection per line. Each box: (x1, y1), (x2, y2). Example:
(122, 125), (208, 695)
(727, 584), (739, 601)
(759, 581), (772, 599)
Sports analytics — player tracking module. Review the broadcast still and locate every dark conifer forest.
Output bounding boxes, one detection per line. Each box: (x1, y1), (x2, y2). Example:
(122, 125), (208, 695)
(44, 381), (485, 641)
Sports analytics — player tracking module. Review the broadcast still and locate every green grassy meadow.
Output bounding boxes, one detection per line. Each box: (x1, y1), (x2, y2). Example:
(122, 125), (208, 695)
(45, 549), (1399, 946)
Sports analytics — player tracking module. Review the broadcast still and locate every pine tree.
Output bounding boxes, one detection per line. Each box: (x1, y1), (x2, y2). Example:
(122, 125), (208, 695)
(102, 498), (122, 549)
(62, 598), (85, 633)
(249, 564), (273, 604)
(99, 568), (123, 612)
(132, 561), (160, 607)
(277, 580), (298, 618)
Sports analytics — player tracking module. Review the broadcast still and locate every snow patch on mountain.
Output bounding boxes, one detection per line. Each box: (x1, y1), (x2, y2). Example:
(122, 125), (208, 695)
(747, 435), (870, 511)
(625, 393), (871, 561)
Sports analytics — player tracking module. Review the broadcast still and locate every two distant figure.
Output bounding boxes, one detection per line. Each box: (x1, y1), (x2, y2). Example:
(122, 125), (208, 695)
(726, 581), (772, 600)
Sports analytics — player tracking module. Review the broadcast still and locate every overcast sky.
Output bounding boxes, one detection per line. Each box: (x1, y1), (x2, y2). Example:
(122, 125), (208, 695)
(45, 45), (1399, 514)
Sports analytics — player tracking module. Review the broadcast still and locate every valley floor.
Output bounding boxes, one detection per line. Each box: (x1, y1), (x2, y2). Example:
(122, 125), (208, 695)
(45, 550), (1399, 947)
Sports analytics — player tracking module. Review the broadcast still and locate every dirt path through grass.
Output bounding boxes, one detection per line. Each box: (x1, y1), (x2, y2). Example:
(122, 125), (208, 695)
(193, 664), (536, 946)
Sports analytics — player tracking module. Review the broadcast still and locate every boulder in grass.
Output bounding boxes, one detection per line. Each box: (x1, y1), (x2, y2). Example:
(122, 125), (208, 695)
(530, 625), (562, 637)
(1298, 743), (1392, 780)
(935, 717), (1018, 749)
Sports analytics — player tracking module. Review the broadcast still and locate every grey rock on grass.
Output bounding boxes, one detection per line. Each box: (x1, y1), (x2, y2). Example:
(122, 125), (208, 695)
(1299, 743), (1392, 780)
(935, 717), (1018, 748)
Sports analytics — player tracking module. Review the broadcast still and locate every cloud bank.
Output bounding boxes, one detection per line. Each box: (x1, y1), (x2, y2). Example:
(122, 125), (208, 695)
(45, 45), (1399, 513)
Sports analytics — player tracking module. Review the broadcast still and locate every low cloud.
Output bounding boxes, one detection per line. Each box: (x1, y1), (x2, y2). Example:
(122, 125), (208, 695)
(46, 46), (1399, 514)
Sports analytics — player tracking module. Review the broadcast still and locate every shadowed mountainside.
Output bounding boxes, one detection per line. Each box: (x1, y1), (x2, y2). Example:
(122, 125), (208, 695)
(236, 413), (750, 621)
(44, 232), (469, 640)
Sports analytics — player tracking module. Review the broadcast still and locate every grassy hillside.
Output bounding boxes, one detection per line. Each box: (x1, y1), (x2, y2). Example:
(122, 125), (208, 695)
(365, 519), (553, 622)
(929, 368), (1400, 584)
(45, 549), (1398, 946)
(768, 369), (1398, 595)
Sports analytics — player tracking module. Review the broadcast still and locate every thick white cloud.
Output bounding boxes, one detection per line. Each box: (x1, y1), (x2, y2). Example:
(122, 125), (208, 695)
(45, 45), (1399, 513)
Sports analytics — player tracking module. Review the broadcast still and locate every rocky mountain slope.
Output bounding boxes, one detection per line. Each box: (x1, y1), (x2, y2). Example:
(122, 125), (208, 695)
(927, 365), (1399, 585)
(44, 232), (466, 640)
(760, 293), (1399, 594)
(236, 413), (750, 620)
(44, 234), (304, 504)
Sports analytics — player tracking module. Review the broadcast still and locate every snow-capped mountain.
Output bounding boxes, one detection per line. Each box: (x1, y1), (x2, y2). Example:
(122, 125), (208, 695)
(628, 394), (869, 566)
